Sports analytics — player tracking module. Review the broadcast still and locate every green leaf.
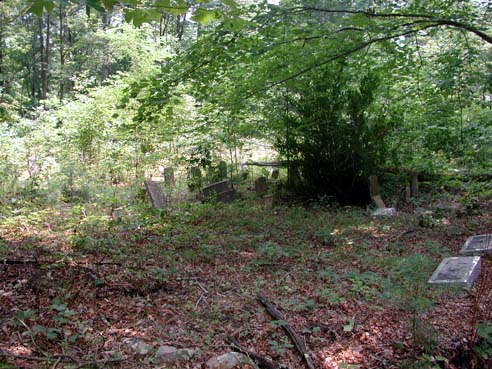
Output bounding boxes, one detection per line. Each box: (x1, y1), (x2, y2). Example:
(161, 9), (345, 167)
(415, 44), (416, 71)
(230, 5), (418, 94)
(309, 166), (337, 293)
(343, 318), (355, 332)
(222, 0), (238, 7)
(86, 0), (105, 12)
(192, 8), (217, 25)
(27, 0), (48, 15)
(101, 0), (119, 9)
(32, 325), (46, 334)
(46, 328), (59, 341)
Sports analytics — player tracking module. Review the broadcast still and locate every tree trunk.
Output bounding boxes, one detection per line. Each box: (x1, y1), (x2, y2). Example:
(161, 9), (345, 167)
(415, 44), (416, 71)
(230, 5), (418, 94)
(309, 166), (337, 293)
(38, 15), (47, 100)
(100, 11), (110, 82)
(59, 5), (66, 101)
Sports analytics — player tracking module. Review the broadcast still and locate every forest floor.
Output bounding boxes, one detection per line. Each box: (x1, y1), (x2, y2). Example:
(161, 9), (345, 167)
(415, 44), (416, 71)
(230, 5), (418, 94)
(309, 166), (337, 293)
(1, 184), (492, 369)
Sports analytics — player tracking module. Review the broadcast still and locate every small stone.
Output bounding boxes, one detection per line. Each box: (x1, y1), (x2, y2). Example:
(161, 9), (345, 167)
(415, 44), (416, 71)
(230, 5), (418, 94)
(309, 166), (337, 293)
(154, 346), (195, 364)
(123, 338), (152, 355)
(176, 348), (196, 361)
(155, 345), (177, 363)
(206, 352), (248, 369)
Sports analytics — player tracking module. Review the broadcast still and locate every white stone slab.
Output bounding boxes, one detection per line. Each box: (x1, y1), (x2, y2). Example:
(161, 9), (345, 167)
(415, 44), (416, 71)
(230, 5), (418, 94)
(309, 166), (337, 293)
(460, 234), (492, 256)
(428, 256), (481, 289)
(371, 207), (396, 217)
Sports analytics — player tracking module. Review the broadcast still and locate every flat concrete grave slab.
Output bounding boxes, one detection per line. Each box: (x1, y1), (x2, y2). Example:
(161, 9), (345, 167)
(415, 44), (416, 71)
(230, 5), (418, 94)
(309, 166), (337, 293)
(428, 256), (481, 289)
(461, 234), (492, 256)
(144, 180), (166, 209)
(371, 207), (396, 217)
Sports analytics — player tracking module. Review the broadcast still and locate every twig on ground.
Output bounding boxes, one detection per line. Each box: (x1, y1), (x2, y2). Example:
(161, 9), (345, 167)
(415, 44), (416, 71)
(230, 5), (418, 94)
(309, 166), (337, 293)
(227, 335), (288, 369)
(257, 294), (316, 369)
(389, 228), (418, 241)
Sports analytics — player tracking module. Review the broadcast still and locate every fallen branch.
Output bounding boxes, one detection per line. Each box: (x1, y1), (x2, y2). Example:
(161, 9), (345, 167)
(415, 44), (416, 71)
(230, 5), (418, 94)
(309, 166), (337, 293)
(389, 228), (418, 242)
(227, 336), (288, 369)
(258, 294), (315, 369)
(0, 351), (125, 368)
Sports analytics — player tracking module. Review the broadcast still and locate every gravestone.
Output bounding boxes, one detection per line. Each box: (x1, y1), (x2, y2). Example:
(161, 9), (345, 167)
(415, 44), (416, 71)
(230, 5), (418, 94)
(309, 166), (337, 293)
(217, 161), (228, 180)
(216, 189), (236, 203)
(255, 176), (268, 197)
(144, 180), (166, 209)
(164, 167), (175, 187)
(202, 180), (229, 198)
(202, 180), (235, 203)
(428, 256), (481, 289)
(271, 169), (279, 179)
(371, 207), (396, 217)
(460, 234), (492, 256)
(410, 172), (419, 197)
(263, 194), (274, 209)
(405, 186), (411, 203)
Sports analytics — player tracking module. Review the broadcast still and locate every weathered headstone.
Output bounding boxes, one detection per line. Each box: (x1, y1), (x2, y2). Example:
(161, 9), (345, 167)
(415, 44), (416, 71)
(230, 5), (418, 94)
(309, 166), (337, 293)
(255, 176), (268, 197)
(217, 189), (236, 203)
(461, 234), (492, 256)
(164, 167), (175, 187)
(271, 169), (279, 179)
(217, 161), (228, 180)
(144, 180), (166, 209)
(410, 172), (419, 197)
(428, 256), (481, 289)
(203, 180), (229, 198)
(202, 180), (236, 203)
(263, 194), (274, 209)
(405, 186), (411, 203)
(188, 166), (202, 192)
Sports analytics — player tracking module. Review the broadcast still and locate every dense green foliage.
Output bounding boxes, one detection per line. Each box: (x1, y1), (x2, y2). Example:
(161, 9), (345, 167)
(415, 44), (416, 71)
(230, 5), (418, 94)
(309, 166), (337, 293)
(2, 0), (492, 202)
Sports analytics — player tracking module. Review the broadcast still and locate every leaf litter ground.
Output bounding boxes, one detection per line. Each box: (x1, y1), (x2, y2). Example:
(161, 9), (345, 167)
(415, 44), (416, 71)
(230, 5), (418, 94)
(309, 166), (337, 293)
(1, 192), (492, 369)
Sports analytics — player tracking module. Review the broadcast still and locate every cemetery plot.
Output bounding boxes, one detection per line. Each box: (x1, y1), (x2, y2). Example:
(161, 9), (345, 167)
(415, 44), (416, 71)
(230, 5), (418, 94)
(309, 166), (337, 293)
(460, 234), (492, 256)
(428, 256), (481, 289)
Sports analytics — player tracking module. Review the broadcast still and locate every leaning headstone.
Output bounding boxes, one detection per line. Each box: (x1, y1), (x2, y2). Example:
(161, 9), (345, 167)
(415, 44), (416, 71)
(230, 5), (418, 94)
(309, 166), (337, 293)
(461, 234), (492, 256)
(164, 167), (175, 187)
(271, 169), (279, 179)
(217, 189), (236, 203)
(144, 180), (166, 209)
(203, 180), (230, 198)
(428, 256), (481, 289)
(255, 176), (268, 197)
(217, 161), (228, 180)
(202, 180), (236, 203)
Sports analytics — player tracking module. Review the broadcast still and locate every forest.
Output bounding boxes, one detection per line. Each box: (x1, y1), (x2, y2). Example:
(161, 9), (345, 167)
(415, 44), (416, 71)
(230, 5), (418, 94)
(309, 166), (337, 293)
(1, 0), (492, 368)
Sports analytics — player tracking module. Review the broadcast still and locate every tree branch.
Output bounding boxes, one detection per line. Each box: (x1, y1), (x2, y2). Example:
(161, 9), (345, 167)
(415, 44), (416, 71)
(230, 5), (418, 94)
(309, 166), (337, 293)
(250, 23), (439, 97)
(297, 7), (492, 44)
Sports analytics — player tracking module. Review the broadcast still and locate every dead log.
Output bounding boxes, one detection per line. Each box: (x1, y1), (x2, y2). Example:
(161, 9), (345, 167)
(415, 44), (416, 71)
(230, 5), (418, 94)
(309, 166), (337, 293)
(227, 336), (288, 369)
(257, 294), (315, 369)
